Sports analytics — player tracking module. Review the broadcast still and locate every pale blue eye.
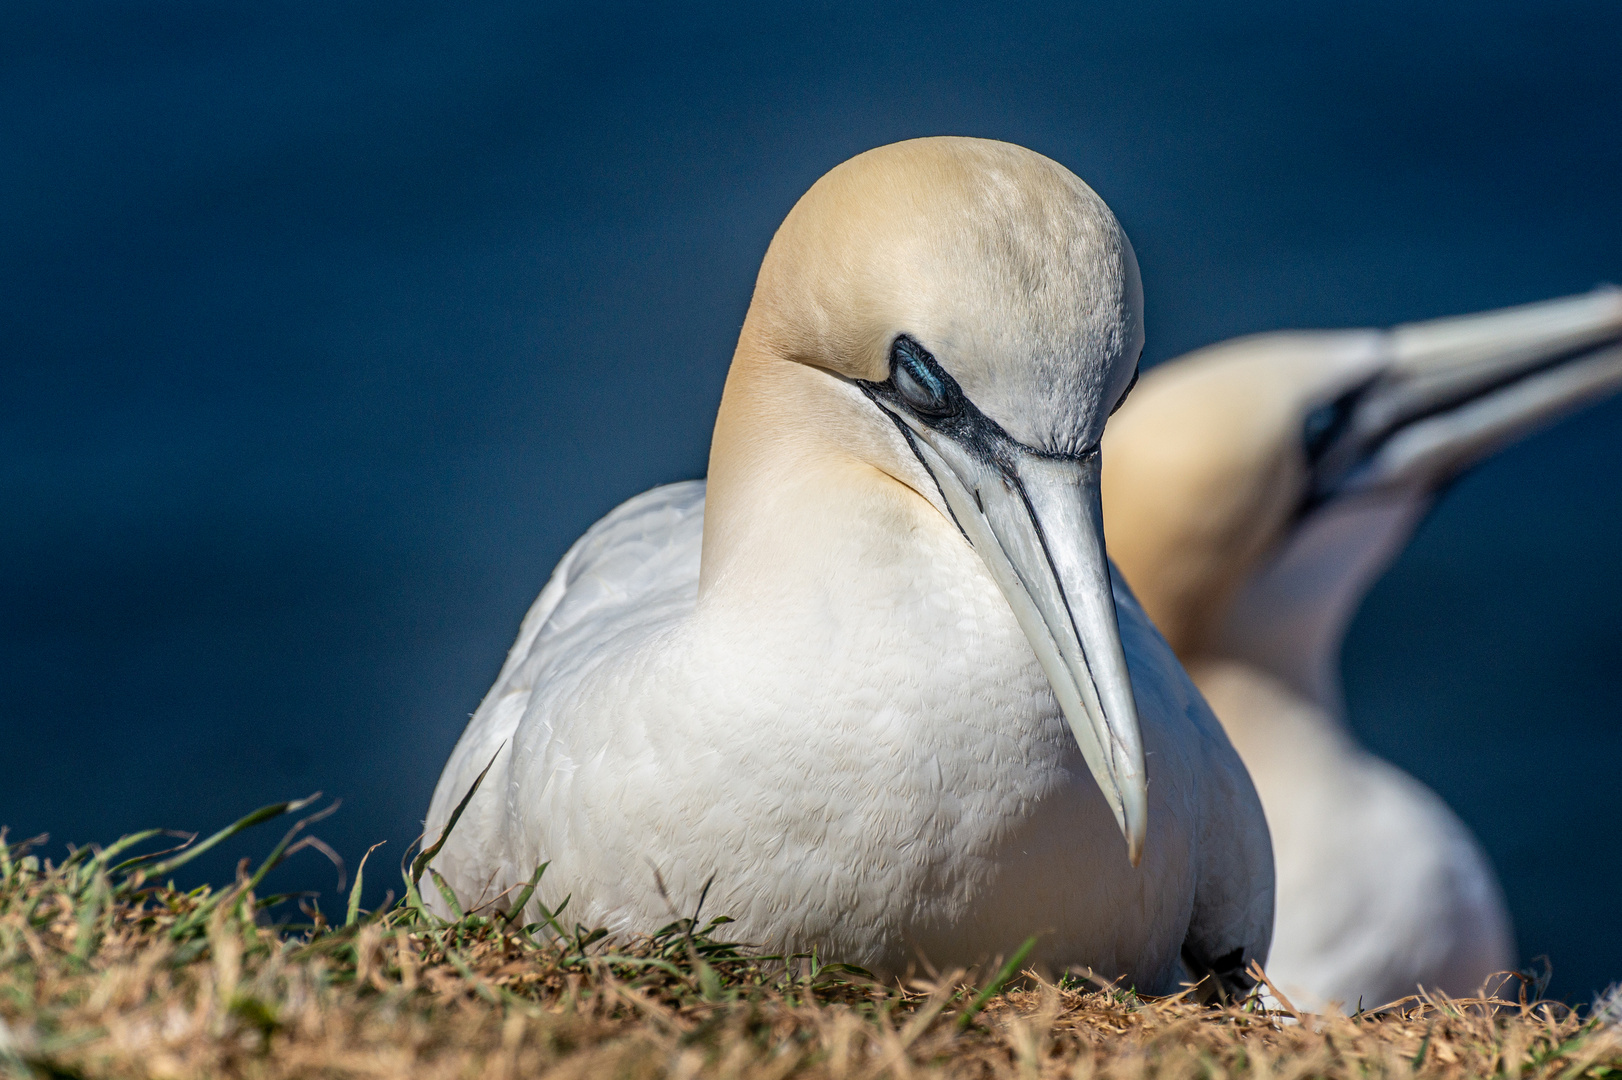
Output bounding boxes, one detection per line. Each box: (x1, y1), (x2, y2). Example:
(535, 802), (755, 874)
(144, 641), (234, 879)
(893, 344), (952, 416)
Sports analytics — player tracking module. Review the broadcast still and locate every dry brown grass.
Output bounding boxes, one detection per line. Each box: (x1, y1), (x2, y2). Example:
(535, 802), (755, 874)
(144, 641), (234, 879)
(3, 798), (1619, 1080)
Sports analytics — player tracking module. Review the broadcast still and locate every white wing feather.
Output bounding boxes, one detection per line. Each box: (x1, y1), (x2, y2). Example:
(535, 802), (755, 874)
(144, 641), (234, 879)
(422, 481), (706, 905)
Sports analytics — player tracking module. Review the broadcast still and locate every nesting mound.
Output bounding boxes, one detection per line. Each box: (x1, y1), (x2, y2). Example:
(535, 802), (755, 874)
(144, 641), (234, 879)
(2, 797), (1617, 1080)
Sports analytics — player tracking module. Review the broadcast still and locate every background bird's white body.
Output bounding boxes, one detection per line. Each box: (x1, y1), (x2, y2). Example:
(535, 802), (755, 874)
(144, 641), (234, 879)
(427, 478), (1269, 988)
(1194, 656), (1510, 1011)
(1201, 494), (1512, 1009)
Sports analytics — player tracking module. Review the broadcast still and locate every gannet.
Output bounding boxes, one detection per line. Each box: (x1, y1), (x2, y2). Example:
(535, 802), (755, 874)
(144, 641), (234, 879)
(1101, 288), (1622, 1010)
(424, 137), (1273, 991)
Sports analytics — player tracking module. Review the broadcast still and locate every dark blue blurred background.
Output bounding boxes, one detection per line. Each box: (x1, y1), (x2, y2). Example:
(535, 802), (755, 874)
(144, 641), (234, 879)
(2, 0), (1618, 999)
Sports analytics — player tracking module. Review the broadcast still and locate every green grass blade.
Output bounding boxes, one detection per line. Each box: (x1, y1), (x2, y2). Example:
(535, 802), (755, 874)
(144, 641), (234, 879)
(409, 749), (501, 897)
(427, 869), (465, 920)
(239, 800), (341, 898)
(696, 955), (724, 1001)
(1411, 1026), (1433, 1068)
(957, 935), (1037, 1031)
(108, 834), (200, 877)
(72, 870), (111, 962)
(521, 894), (574, 945)
(60, 844), (96, 871)
(144, 794), (322, 879)
(595, 954), (690, 979)
(501, 862), (548, 925)
(346, 842), (385, 928)
(91, 829), (168, 871)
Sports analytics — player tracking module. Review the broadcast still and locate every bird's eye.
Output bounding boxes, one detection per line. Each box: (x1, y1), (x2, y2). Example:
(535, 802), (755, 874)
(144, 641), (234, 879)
(1301, 401), (1342, 460)
(1302, 380), (1371, 464)
(891, 339), (953, 417)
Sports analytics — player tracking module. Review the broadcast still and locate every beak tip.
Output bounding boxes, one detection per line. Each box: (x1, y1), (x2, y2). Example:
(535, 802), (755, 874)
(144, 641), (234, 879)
(1118, 776), (1148, 868)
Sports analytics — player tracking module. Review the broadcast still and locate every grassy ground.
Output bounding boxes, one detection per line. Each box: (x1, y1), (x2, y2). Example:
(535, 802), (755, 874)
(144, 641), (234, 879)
(2, 795), (1618, 1080)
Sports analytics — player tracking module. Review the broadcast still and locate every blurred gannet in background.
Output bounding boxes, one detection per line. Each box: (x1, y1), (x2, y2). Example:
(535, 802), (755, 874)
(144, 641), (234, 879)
(424, 137), (1274, 991)
(1102, 288), (1622, 1010)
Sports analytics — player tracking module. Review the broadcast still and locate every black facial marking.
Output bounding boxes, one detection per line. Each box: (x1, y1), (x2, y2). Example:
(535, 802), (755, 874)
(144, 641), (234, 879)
(1302, 379), (1373, 466)
(855, 336), (1110, 652)
(873, 336), (970, 425)
(854, 331), (1118, 561)
(883, 407), (972, 543)
(862, 334), (1135, 468)
(856, 334), (1109, 591)
(861, 335), (1084, 468)
(1296, 376), (1381, 520)
(1299, 330), (1622, 522)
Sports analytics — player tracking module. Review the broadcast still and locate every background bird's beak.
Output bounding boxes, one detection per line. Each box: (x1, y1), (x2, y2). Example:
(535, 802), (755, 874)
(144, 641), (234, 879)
(903, 430), (1149, 865)
(1312, 287), (1622, 501)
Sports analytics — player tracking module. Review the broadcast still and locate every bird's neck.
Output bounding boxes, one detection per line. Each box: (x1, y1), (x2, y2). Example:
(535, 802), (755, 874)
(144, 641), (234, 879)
(1202, 492), (1431, 722)
(698, 342), (937, 605)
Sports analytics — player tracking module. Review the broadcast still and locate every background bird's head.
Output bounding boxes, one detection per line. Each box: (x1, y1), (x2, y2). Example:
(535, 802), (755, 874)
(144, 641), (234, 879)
(1103, 289), (1622, 688)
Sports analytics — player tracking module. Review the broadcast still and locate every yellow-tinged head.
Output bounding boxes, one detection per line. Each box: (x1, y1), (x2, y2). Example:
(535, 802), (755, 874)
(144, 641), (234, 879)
(744, 137), (1142, 454)
(1103, 288), (1622, 664)
(1101, 332), (1382, 658)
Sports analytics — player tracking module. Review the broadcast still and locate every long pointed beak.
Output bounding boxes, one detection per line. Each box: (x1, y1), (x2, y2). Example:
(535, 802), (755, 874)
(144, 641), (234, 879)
(1315, 286), (1622, 500)
(901, 428), (1148, 865)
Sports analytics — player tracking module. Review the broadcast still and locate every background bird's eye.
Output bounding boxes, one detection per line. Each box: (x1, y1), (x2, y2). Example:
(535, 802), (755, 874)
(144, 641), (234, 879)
(1302, 380), (1371, 463)
(892, 340), (953, 416)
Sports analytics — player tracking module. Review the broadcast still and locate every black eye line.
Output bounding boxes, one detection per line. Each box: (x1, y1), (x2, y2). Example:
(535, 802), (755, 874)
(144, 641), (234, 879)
(855, 337), (1106, 466)
(864, 395), (973, 544)
(889, 335), (964, 416)
(1298, 327), (1622, 527)
(1302, 377), (1376, 467)
(861, 337), (1016, 464)
(1296, 368), (1406, 519)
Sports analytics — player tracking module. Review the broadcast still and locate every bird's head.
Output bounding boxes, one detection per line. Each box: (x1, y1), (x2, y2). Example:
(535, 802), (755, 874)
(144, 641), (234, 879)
(745, 136), (1143, 454)
(1103, 288), (1622, 677)
(713, 137), (1148, 863)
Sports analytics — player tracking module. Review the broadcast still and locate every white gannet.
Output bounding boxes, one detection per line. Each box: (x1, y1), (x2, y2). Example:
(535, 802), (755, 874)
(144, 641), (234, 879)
(1101, 288), (1622, 1010)
(424, 137), (1273, 991)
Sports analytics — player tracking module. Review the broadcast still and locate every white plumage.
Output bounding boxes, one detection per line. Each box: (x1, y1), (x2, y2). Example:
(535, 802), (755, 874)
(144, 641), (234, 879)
(429, 478), (1261, 982)
(425, 137), (1273, 991)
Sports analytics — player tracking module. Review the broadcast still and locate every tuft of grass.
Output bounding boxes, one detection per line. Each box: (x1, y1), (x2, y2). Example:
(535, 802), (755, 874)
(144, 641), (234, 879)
(1, 799), (1619, 1080)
